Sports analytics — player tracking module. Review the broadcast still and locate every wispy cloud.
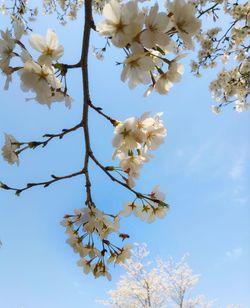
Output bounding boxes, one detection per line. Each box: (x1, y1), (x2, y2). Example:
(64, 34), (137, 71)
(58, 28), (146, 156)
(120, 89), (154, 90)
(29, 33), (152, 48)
(73, 281), (85, 295)
(232, 186), (248, 205)
(229, 157), (244, 180)
(226, 247), (243, 260)
(229, 147), (248, 180)
(187, 142), (210, 169)
(185, 141), (226, 177)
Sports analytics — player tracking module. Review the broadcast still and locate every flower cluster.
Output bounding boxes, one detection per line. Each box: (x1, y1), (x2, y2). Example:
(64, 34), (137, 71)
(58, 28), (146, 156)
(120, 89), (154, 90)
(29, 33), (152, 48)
(0, 1), (38, 29)
(61, 206), (132, 280)
(112, 112), (167, 187)
(120, 185), (169, 223)
(97, 0), (201, 95)
(0, 0), (107, 27)
(0, 23), (72, 107)
(190, 0), (250, 112)
(0, 22), (24, 71)
(43, 0), (84, 24)
(210, 62), (250, 113)
(99, 244), (213, 308)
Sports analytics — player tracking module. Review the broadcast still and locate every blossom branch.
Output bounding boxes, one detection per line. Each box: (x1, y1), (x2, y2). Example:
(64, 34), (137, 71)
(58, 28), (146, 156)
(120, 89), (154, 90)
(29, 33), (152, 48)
(197, 3), (220, 18)
(89, 152), (168, 206)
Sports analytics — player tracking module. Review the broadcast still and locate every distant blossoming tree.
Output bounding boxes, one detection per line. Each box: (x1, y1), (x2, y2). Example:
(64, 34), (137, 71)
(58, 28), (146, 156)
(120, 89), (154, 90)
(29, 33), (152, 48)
(0, 0), (249, 279)
(99, 244), (240, 308)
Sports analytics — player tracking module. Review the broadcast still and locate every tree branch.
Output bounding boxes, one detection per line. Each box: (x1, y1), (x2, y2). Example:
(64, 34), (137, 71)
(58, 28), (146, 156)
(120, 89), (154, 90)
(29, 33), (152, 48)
(80, 0), (94, 206)
(88, 100), (118, 126)
(15, 121), (82, 155)
(1, 169), (85, 195)
(89, 152), (168, 205)
(197, 2), (219, 18)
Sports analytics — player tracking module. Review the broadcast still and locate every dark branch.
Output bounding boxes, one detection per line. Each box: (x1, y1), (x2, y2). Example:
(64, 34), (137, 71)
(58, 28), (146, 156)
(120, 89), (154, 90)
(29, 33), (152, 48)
(80, 0), (94, 206)
(88, 100), (118, 126)
(1, 169), (85, 195)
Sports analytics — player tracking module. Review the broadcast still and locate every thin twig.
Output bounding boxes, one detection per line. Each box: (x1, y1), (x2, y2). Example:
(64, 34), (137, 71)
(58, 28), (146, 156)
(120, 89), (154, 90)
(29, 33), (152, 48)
(89, 152), (167, 205)
(1, 169), (85, 195)
(16, 122), (82, 155)
(42, 122), (83, 145)
(88, 100), (118, 126)
(197, 3), (219, 18)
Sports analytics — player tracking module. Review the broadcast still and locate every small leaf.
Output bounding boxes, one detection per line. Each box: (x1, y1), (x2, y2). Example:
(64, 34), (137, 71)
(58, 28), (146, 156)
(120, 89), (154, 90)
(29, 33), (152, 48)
(158, 201), (170, 209)
(156, 46), (166, 55)
(28, 142), (40, 149)
(0, 182), (10, 190)
(15, 190), (21, 196)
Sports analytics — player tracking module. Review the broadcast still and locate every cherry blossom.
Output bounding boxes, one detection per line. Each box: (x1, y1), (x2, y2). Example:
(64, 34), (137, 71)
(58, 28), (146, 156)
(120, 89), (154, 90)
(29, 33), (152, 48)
(166, 0), (201, 49)
(97, 0), (143, 48)
(1, 133), (20, 166)
(140, 3), (170, 49)
(29, 28), (64, 65)
(19, 60), (61, 105)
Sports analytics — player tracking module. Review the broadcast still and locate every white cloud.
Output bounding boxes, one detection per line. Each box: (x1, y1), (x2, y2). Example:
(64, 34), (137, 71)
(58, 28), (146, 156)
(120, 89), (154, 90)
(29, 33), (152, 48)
(226, 247), (243, 260)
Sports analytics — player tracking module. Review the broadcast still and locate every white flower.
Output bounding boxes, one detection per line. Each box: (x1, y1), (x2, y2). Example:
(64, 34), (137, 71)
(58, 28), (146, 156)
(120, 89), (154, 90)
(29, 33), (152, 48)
(13, 20), (25, 40)
(94, 262), (112, 280)
(115, 244), (133, 264)
(143, 113), (167, 150)
(144, 84), (154, 97)
(66, 230), (84, 254)
(0, 30), (15, 70)
(120, 202), (137, 217)
(155, 74), (173, 94)
(221, 53), (229, 64)
(20, 48), (32, 63)
(121, 53), (155, 89)
(92, 46), (104, 60)
(140, 3), (170, 49)
(167, 0), (201, 49)
(20, 60), (61, 105)
(46, 90), (73, 109)
(1, 66), (13, 90)
(147, 185), (168, 222)
(119, 154), (145, 178)
(211, 105), (221, 114)
(97, 0), (143, 48)
(135, 204), (151, 221)
(29, 29), (64, 65)
(77, 258), (92, 274)
(112, 117), (140, 152)
(235, 100), (250, 113)
(112, 113), (167, 183)
(154, 59), (184, 95)
(82, 243), (102, 258)
(1, 133), (20, 165)
(125, 176), (136, 188)
(167, 59), (184, 83)
(150, 185), (165, 202)
(154, 204), (168, 219)
(146, 205), (167, 223)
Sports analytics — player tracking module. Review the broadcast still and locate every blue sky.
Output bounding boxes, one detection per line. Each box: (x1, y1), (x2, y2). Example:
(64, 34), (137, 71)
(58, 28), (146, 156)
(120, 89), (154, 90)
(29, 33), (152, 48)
(0, 3), (249, 308)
